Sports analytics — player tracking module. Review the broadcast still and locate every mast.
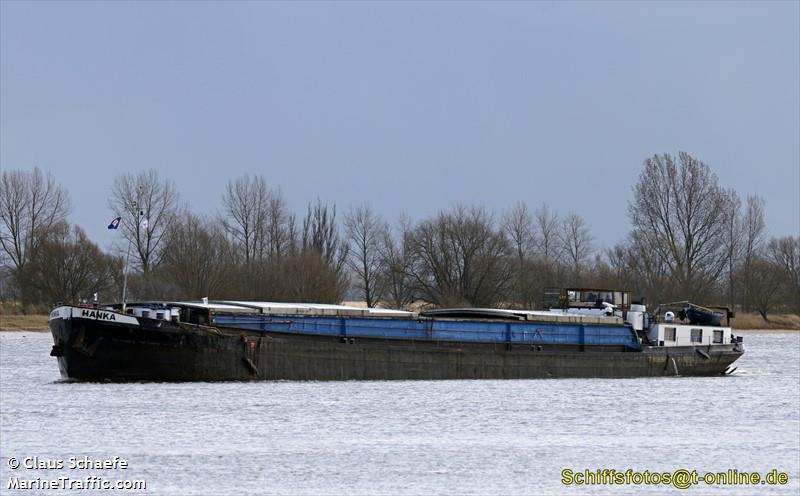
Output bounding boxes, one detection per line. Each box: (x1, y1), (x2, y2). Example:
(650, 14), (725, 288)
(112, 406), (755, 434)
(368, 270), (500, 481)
(121, 183), (143, 311)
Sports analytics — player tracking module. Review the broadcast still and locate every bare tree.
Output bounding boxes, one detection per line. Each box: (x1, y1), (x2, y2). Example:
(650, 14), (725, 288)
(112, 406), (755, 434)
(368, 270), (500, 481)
(302, 200), (347, 272)
(409, 206), (512, 307)
(285, 212), (299, 254)
(344, 205), (387, 307)
(503, 202), (538, 307)
(720, 190), (743, 308)
(0, 168), (71, 302)
(603, 242), (634, 290)
(533, 203), (561, 263)
(625, 234), (672, 303)
(264, 189), (292, 259)
(503, 202), (536, 261)
(108, 170), (179, 277)
(161, 213), (234, 299)
(270, 249), (342, 303)
(747, 255), (784, 321)
(559, 212), (593, 280)
(221, 175), (293, 263)
(221, 175), (269, 264)
(739, 195), (766, 309)
(767, 236), (800, 315)
(28, 222), (120, 305)
(301, 200), (348, 297)
(629, 152), (734, 300)
(378, 218), (416, 309)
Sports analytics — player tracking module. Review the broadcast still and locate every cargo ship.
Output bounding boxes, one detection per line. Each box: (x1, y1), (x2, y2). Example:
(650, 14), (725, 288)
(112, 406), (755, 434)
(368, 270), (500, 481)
(48, 288), (744, 381)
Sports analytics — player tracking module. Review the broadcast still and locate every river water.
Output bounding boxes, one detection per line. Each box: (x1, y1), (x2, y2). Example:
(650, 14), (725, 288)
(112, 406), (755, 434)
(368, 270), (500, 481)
(0, 331), (798, 495)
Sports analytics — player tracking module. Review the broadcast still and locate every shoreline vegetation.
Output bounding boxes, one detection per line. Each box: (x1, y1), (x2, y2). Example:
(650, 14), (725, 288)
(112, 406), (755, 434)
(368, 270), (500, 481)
(2, 161), (799, 328)
(1, 314), (48, 331)
(1, 311), (798, 332)
(729, 313), (800, 331)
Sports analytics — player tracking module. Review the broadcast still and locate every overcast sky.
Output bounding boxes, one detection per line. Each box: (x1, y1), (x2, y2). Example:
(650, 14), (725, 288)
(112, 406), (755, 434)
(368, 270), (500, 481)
(2, 1), (798, 252)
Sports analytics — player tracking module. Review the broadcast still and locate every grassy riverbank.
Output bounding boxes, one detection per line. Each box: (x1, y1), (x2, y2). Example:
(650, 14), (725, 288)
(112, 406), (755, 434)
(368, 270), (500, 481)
(732, 313), (800, 331)
(0, 314), (49, 331)
(0, 302), (48, 331)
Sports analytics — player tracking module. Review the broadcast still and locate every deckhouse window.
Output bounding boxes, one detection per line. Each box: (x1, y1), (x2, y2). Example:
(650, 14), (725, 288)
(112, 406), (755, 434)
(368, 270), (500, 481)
(664, 327), (676, 342)
(690, 328), (703, 343)
(713, 330), (724, 344)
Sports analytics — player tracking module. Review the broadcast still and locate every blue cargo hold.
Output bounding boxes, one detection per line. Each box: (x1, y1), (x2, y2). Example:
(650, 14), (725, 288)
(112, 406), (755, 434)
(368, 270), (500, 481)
(212, 314), (641, 350)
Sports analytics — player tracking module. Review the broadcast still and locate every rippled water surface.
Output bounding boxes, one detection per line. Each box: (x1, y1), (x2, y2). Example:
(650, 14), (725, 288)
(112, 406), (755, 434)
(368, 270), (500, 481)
(1, 331), (798, 495)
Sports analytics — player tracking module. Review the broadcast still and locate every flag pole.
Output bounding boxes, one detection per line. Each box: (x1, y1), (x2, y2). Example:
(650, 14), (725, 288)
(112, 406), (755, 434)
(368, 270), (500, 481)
(121, 239), (132, 311)
(121, 191), (141, 311)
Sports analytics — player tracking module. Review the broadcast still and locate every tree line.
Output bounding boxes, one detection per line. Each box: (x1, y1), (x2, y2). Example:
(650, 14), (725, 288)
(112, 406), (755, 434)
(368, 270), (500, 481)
(1, 152), (798, 320)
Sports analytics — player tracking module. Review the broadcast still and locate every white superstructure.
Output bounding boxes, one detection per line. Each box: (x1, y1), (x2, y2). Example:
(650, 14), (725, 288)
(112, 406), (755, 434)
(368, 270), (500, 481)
(647, 323), (733, 347)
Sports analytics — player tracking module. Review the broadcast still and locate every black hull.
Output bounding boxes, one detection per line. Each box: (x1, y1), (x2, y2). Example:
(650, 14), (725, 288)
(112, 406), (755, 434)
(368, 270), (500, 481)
(49, 317), (744, 382)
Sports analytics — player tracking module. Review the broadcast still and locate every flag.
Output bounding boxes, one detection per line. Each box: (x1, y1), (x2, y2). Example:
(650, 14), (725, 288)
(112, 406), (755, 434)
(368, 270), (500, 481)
(107, 216), (121, 229)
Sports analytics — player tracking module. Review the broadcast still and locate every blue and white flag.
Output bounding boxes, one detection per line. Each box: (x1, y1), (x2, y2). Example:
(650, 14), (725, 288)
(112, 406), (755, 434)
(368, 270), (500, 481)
(108, 216), (122, 229)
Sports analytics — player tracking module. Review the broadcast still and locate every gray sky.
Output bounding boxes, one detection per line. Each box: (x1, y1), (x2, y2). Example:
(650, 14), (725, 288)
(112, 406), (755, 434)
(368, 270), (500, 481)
(2, 1), (798, 252)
